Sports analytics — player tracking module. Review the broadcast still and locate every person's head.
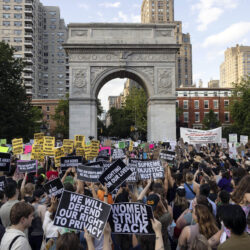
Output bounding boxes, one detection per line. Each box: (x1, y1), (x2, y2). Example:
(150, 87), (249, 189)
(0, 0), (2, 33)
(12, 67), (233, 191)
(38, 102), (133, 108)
(185, 172), (194, 182)
(208, 180), (218, 194)
(174, 186), (189, 209)
(24, 183), (35, 196)
(232, 175), (250, 205)
(200, 183), (210, 197)
(10, 202), (34, 229)
(221, 205), (246, 235)
(218, 190), (230, 205)
(192, 195), (213, 214)
(190, 234), (212, 250)
(56, 232), (83, 250)
(33, 188), (45, 202)
(193, 204), (218, 239)
(4, 182), (18, 199)
(222, 171), (230, 180)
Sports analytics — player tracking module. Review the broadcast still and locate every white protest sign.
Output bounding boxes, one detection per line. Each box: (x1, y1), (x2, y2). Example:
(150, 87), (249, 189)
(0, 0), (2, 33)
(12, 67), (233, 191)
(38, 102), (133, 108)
(240, 135), (248, 145)
(229, 134), (237, 143)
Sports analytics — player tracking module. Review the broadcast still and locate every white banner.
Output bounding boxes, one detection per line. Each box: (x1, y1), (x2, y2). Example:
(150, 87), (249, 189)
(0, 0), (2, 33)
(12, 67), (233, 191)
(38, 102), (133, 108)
(180, 127), (222, 144)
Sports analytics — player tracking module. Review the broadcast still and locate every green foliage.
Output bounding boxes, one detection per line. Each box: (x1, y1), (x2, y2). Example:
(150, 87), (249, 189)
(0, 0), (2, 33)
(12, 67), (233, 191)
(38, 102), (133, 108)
(0, 42), (42, 142)
(52, 94), (69, 139)
(202, 109), (221, 130)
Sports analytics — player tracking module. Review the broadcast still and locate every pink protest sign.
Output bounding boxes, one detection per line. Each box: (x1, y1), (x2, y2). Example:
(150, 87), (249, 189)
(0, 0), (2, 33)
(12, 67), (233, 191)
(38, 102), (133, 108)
(24, 145), (32, 154)
(99, 147), (111, 155)
(149, 144), (154, 149)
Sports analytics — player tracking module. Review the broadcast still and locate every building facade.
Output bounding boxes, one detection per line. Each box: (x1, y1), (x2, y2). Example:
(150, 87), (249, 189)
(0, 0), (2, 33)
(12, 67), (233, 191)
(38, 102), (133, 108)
(176, 88), (232, 129)
(141, 0), (193, 87)
(0, 0), (68, 99)
(220, 45), (250, 88)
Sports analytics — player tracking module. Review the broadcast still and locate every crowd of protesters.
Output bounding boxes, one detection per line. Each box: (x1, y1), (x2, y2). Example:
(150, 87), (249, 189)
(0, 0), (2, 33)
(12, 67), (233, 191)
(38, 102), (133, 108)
(0, 139), (249, 250)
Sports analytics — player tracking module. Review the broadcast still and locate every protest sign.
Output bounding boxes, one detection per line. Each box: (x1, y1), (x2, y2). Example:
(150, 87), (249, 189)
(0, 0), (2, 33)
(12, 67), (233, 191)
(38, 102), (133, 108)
(229, 134), (238, 143)
(90, 140), (100, 156)
(0, 153), (11, 172)
(24, 145), (32, 154)
(229, 146), (237, 159)
(17, 160), (37, 173)
(109, 202), (154, 234)
(43, 136), (55, 156)
(63, 139), (74, 154)
(43, 178), (64, 198)
(0, 139), (7, 145)
(149, 144), (154, 149)
(152, 148), (160, 160)
(180, 127), (222, 144)
(20, 153), (31, 161)
(12, 138), (23, 155)
(99, 147), (111, 155)
(74, 135), (85, 148)
(76, 147), (85, 157)
(137, 160), (164, 180)
(103, 139), (112, 147)
(34, 133), (44, 145)
(54, 191), (111, 239)
(159, 150), (175, 163)
(126, 159), (138, 182)
(0, 146), (9, 153)
(111, 148), (125, 160)
(77, 164), (103, 183)
(99, 159), (132, 193)
(118, 141), (126, 149)
(31, 144), (44, 161)
(128, 141), (134, 152)
(240, 135), (248, 145)
(60, 156), (82, 170)
(54, 147), (65, 168)
(221, 138), (228, 148)
(0, 176), (6, 191)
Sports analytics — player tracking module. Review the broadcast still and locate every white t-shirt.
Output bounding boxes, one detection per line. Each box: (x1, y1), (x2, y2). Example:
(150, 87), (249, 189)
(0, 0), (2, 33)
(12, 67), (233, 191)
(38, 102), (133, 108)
(42, 211), (63, 238)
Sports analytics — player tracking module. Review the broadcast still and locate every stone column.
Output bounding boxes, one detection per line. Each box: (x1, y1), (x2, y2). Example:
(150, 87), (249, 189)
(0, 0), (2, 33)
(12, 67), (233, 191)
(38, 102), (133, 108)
(147, 97), (176, 142)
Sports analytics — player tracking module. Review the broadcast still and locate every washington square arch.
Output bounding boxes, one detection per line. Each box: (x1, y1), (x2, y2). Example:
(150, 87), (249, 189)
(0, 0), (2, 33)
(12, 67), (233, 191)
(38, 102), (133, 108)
(64, 23), (180, 142)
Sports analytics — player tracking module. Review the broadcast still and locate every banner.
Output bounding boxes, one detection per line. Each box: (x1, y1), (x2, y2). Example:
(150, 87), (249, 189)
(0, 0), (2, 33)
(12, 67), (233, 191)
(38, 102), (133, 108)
(229, 134), (237, 143)
(109, 202), (154, 234)
(43, 136), (55, 156)
(180, 127), (222, 144)
(111, 148), (125, 160)
(159, 150), (175, 162)
(240, 135), (248, 145)
(12, 138), (23, 155)
(0, 176), (6, 191)
(0, 153), (11, 172)
(137, 160), (164, 180)
(54, 191), (111, 239)
(43, 178), (64, 198)
(17, 160), (37, 173)
(99, 159), (132, 193)
(74, 135), (85, 148)
(60, 156), (82, 170)
(77, 165), (103, 183)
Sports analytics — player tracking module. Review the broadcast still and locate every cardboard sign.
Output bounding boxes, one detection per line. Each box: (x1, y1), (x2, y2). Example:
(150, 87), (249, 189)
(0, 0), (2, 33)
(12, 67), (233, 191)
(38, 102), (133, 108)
(129, 141), (134, 152)
(118, 141), (126, 149)
(54, 191), (111, 239)
(126, 160), (138, 182)
(221, 138), (228, 148)
(43, 136), (55, 156)
(160, 150), (175, 162)
(137, 160), (164, 180)
(229, 134), (238, 143)
(76, 147), (85, 157)
(0, 153), (11, 172)
(240, 135), (248, 145)
(74, 135), (85, 148)
(43, 178), (64, 198)
(54, 147), (65, 168)
(60, 156), (82, 170)
(0, 176), (6, 191)
(34, 133), (44, 140)
(17, 160), (37, 173)
(109, 202), (154, 235)
(0, 139), (7, 145)
(99, 159), (132, 193)
(63, 139), (74, 154)
(20, 153), (31, 161)
(77, 164), (103, 183)
(12, 138), (23, 155)
(103, 139), (112, 147)
(31, 144), (44, 161)
(99, 147), (111, 156)
(24, 145), (32, 154)
(111, 148), (125, 160)
(0, 146), (9, 153)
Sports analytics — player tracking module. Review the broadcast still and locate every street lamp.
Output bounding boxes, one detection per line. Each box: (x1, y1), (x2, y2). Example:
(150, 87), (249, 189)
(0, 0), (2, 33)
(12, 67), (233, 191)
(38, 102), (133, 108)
(40, 123), (47, 134)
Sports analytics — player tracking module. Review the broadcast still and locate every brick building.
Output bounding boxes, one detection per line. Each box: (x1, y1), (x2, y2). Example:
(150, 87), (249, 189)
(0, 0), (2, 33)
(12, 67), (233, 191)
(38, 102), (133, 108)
(176, 88), (232, 129)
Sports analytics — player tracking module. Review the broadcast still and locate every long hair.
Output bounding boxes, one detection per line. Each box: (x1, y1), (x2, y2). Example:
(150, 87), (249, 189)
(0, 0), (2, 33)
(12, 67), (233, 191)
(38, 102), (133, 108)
(195, 204), (218, 239)
(174, 194), (189, 210)
(190, 234), (212, 250)
(232, 175), (250, 204)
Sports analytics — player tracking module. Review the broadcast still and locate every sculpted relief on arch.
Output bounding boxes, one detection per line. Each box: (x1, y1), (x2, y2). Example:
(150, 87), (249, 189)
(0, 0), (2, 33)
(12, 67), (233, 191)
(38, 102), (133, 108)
(72, 68), (88, 96)
(157, 68), (174, 95)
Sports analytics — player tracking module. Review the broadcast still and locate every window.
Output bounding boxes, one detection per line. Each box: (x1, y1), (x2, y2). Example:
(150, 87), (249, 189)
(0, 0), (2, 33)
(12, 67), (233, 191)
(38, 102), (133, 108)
(13, 46), (22, 51)
(3, 5), (11, 10)
(195, 112), (200, 122)
(215, 112), (219, 120)
(14, 0), (22, 2)
(213, 100), (218, 109)
(14, 37), (22, 43)
(214, 91), (218, 97)
(224, 100), (229, 107)
(184, 91), (187, 97)
(184, 112), (189, 123)
(204, 91), (208, 97)
(14, 13), (22, 19)
(176, 101), (179, 108)
(50, 25), (56, 29)
(194, 100), (199, 109)
(195, 92), (198, 97)
(224, 92), (228, 97)
(2, 37), (10, 42)
(183, 100), (189, 109)
(204, 100), (209, 109)
(14, 21), (22, 26)
(47, 114), (50, 120)
(224, 112), (230, 122)
(14, 5), (22, 10)
(3, 13), (11, 18)
(14, 30), (22, 35)
(3, 21), (10, 26)
(49, 11), (56, 16)
(3, 0), (10, 2)
(47, 106), (50, 112)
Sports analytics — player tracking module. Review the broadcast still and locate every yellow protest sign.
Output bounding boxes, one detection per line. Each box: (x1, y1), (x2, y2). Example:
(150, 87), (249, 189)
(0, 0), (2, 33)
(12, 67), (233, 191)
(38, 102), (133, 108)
(12, 138), (23, 155)
(43, 136), (55, 156)
(34, 133), (44, 145)
(31, 144), (44, 161)
(0, 146), (9, 153)
(76, 147), (85, 157)
(129, 141), (134, 152)
(54, 147), (65, 168)
(63, 139), (74, 154)
(74, 135), (85, 148)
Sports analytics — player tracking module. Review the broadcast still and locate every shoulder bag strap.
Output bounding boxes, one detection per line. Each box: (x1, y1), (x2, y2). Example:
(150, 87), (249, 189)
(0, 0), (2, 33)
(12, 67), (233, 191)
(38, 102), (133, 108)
(9, 235), (24, 250)
(185, 182), (196, 196)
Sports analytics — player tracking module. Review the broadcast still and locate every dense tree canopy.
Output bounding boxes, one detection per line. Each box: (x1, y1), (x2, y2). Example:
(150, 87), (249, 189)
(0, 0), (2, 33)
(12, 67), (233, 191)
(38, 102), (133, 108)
(202, 109), (221, 130)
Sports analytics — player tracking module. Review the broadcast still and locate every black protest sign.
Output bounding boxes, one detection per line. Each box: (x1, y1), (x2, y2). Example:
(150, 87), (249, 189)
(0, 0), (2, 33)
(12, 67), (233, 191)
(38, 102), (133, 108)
(137, 160), (164, 180)
(0, 176), (6, 191)
(127, 159), (138, 182)
(96, 155), (110, 161)
(17, 160), (37, 173)
(43, 178), (64, 198)
(99, 159), (132, 193)
(111, 148), (125, 160)
(102, 161), (111, 171)
(109, 202), (154, 235)
(54, 191), (111, 239)
(77, 165), (103, 183)
(0, 153), (11, 172)
(98, 149), (110, 157)
(159, 150), (175, 163)
(60, 156), (82, 170)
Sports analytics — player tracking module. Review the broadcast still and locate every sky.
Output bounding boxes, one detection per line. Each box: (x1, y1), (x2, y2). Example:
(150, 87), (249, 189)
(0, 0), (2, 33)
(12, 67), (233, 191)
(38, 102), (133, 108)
(41, 0), (250, 110)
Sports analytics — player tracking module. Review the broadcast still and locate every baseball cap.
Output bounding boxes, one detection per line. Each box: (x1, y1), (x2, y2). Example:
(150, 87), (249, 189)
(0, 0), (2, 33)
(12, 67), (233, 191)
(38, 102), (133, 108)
(147, 194), (160, 211)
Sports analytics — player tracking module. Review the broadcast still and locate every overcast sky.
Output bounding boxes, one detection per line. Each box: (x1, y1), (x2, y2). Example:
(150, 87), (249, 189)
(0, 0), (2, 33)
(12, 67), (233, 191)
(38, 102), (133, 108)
(41, 0), (250, 110)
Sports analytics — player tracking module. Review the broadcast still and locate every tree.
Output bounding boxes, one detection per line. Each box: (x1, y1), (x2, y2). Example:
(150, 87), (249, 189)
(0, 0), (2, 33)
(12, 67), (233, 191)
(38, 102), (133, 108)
(202, 109), (221, 130)
(0, 42), (42, 142)
(52, 94), (69, 139)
